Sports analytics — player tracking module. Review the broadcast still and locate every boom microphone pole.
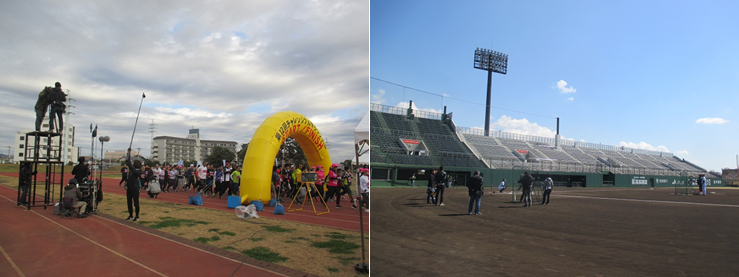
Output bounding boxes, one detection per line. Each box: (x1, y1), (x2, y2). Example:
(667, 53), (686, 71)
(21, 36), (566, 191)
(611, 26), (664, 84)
(129, 92), (146, 153)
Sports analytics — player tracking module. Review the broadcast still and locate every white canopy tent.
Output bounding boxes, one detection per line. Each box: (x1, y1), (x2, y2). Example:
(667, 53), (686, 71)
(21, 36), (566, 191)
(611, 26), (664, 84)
(354, 111), (369, 164)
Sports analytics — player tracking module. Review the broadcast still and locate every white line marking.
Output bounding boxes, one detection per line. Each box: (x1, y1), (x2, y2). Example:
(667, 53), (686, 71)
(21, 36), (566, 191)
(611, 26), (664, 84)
(557, 194), (739, 208)
(92, 215), (290, 277)
(0, 243), (25, 277)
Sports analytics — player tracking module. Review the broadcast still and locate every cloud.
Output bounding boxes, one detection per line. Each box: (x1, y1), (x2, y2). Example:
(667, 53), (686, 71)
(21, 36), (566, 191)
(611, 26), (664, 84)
(695, 117), (728, 125)
(492, 115), (557, 138)
(566, 97), (574, 101)
(371, 88), (386, 104)
(556, 80), (577, 94)
(0, 1), (368, 162)
(396, 101), (442, 114)
(619, 141), (670, 153)
(676, 150), (689, 156)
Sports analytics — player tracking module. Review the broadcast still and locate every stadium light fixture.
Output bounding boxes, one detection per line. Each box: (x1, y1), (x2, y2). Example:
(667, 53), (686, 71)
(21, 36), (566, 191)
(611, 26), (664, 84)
(474, 47), (508, 136)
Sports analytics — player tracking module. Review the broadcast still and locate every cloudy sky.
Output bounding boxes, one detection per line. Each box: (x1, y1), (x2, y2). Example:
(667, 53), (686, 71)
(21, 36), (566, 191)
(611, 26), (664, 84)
(0, 1), (369, 163)
(371, 0), (739, 172)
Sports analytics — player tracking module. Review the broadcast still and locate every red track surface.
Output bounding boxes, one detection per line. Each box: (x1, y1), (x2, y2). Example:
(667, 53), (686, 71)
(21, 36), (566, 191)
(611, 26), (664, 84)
(0, 185), (314, 277)
(1, 172), (369, 232)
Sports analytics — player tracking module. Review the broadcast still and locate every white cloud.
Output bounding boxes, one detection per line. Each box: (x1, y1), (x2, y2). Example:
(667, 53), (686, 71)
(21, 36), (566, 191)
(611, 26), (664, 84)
(371, 88), (386, 104)
(0, 1), (369, 162)
(567, 97), (574, 101)
(492, 115), (557, 138)
(556, 80), (577, 94)
(676, 150), (690, 155)
(619, 141), (670, 153)
(696, 117), (728, 125)
(396, 101), (442, 114)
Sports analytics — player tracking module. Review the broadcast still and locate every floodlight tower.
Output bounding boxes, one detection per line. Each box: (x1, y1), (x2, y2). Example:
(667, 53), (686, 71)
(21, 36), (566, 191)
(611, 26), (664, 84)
(474, 47), (508, 136)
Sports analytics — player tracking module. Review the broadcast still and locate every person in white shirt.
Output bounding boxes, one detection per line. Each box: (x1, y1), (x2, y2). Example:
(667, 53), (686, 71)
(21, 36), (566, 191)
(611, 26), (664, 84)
(541, 175), (553, 205)
(358, 168), (369, 212)
(196, 162), (208, 193)
(497, 179), (507, 193)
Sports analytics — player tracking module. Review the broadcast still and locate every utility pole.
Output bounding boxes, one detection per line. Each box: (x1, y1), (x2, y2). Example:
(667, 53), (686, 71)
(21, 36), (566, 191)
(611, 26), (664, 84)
(63, 89), (75, 164)
(149, 120), (157, 159)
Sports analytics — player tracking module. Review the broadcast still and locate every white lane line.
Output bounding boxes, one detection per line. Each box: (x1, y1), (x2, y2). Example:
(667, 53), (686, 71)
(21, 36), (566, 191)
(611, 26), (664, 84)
(92, 215), (290, 277)
(0, 185), (288, 276)
(30, 210), (169, 276)
(557, 194), (739, 208)
(0, 243), (25, 277)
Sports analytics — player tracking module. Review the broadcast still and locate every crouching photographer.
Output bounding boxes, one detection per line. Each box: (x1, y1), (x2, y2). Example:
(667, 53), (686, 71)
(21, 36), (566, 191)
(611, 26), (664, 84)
(64, 179), (88, 218)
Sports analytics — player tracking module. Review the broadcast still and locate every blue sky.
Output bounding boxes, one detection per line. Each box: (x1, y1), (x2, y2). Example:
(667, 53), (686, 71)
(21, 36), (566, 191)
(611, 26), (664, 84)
(370, 0), (739, 172)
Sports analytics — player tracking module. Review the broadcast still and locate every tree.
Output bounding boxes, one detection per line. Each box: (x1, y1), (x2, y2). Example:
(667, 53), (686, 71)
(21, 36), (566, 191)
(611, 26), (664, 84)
(277, 138), (308, 167)
(236, 143), (249, 163)
(342, 159), (353, 169)
(205, 146), (236, 167)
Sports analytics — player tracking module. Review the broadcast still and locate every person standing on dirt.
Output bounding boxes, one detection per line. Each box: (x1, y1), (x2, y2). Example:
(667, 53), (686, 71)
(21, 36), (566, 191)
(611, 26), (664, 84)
(427, 169), (437, 205)
(467, 170), (484, 215)
(119, 164), (128, 186)
(410, 173), (416, 187)
(541, 174), (553, 205)
(698, 174), (707, 195)
(124, 148), (144, 221)
(519, 171), (535, 207)
(435, 166), (447, 206)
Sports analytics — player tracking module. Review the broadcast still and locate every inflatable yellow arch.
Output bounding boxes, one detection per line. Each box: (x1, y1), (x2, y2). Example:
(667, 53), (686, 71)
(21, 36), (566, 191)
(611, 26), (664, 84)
(240, 111), (332, 204)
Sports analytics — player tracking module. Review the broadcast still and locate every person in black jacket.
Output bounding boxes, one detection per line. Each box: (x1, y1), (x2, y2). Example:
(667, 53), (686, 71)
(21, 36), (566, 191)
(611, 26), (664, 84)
(467, 171), (484, 215)
(427, 169), (437, 205)
(124, 148), (144, 222)
(119, 164), (128, 186)
(435, 166), (447, 206)
(519, 171), (535, 207)
(71, 157), (90, 184)
(48, 82), (66, 133)
(19, 162), (36, 205)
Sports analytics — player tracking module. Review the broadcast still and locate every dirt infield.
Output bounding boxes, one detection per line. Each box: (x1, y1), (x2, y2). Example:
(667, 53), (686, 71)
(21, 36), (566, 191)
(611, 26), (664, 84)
(370, 186), (739, 277)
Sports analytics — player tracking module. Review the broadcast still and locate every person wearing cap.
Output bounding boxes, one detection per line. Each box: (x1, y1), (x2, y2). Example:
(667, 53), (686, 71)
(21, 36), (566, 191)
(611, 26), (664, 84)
(358, 168), (369, 212)
(271, 166), (281, 201)
(71, 157), (90, 184)
(124, 148), (144, 221)
(222, 163), (233, 196)
(34, 86), (52, 131)
(427, 169), (437, 205)
(325, 163), (343, 208)
(64, 178), (88, 218)
(518, 171), (535, 207)
(48, 82), (66, 133)
(314, 165), (325, 201)
(185, 164), (195, 191)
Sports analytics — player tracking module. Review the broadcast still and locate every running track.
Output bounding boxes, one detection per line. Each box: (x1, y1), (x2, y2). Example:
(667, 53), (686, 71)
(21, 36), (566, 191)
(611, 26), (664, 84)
(0, 184), (314, 277)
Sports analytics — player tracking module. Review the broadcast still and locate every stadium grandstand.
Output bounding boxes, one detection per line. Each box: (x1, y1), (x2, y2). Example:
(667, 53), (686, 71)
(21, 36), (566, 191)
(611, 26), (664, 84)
(370, 102), (724, 189)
